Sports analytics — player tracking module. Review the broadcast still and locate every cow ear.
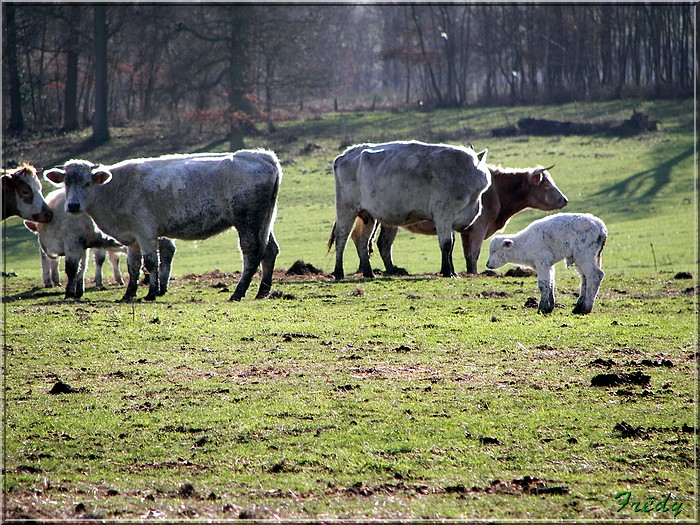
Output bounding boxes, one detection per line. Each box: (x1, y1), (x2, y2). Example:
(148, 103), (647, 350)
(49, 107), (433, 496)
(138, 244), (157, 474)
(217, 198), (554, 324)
(529, 170), (545, 185)
(476, 149), (488, 163)
(24, 220), (38, 233)
(91, 168), (112, 185)
(44, 168), (66, 186)
(503, 239), (514, 249)
(2, 175), (14, 192)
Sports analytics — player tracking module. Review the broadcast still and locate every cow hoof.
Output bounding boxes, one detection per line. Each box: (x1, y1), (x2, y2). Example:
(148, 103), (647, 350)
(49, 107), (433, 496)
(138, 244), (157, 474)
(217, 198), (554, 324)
(118, 295), (136, 303)
(572, 305), (591, 315)
(144, 294), (157, 301)
(229, 294), (243, 302)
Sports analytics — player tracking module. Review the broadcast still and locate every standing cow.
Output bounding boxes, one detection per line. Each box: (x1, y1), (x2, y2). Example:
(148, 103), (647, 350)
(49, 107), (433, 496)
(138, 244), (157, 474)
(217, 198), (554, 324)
(359, 164), (568, 275)
(2, 164), (53, 222)
(44, 151), (281, 302)
(328, 140), (491, 280)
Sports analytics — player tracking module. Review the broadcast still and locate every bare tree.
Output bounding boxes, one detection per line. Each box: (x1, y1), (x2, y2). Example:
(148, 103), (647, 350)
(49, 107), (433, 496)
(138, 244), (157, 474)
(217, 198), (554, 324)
(92, 4), (110, 143)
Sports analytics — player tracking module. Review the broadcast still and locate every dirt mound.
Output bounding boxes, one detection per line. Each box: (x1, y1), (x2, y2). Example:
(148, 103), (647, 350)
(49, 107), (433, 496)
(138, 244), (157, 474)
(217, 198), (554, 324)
(286, 260), (324, 276)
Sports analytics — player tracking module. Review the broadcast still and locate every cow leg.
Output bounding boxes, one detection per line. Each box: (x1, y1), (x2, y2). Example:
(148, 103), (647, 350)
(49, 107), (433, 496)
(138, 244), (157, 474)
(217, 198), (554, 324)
(256, 231), (279, 299)
(377, 225), (407, 276)
(64, 254), (83, 299)
(355, 217), (377, 278)
(332, 210), (357, 281)
(460, 226), (486, 275)
(120, 244), (142, 302)
(75, 250), (88, 299)
(230, 228), (265, 301)
(536, 265), (556, 314)
(109, 251), (124, 285)
(157, 238), (176, 296)
(436, 224), (457, 278)
(142, 245), (160, 301)
(93, 249), (106, 289)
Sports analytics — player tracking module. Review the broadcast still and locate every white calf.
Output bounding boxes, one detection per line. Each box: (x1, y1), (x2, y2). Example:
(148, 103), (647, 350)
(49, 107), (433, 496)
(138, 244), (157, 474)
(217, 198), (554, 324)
(486, 213), (607, 314)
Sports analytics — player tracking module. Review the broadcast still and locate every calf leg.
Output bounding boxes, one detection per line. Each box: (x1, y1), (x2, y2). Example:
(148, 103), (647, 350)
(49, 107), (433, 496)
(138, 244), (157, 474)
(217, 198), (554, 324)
(109, 250), (124, 285)
(49, 257), (61, 287)
(157, 238), (176, 296)
(377, 225), (407, 275)
(256, 231), (279, 299)
(536, 265), (556, 314)
(573, 262), (604, 314)
(40, 249), (56, 287)
(93, 249), (106, 288)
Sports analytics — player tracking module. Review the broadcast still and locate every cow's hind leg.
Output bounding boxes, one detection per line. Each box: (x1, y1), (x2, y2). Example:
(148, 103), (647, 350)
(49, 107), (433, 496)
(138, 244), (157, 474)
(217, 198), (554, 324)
(355, 215), (377, 278)
(332, 209), (358, 281)
(255, 231), (279, 299)
(157, 238), (176, 296)
(94, 249), (106, 288)
(230, 229), (265, 301)
(377, 225), (407, 276)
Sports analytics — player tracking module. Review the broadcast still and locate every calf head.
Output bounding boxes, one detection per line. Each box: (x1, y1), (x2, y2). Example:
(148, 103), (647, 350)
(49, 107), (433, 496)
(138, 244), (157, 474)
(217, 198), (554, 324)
(3, 165), (53, 222)
(485, 236), (514, 269)
(45, 160), (112, 214)
(526, 165), (568, 211)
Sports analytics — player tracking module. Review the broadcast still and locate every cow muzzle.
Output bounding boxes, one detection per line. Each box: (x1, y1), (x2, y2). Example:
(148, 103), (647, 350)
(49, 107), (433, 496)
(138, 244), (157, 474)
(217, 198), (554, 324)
(66, 202), (81, 214)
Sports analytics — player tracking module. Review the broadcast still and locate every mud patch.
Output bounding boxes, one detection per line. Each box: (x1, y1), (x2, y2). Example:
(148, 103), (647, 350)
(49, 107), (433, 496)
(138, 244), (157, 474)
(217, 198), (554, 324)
(505, 267), (536, 278)
(590, 371), (650, 387)
(286, 259), (324, 276)
(472, 476), (570, 496)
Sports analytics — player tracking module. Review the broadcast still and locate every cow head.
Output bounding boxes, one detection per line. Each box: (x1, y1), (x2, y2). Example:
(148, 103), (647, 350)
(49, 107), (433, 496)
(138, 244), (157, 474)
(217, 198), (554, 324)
(45, 160), (112, 214)
(526, 165), (568, 211)
(3, 165), (53, 222)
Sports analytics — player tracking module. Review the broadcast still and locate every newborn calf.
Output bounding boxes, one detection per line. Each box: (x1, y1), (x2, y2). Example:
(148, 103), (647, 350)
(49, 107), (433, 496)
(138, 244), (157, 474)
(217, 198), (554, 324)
(486, 213), (607, 314)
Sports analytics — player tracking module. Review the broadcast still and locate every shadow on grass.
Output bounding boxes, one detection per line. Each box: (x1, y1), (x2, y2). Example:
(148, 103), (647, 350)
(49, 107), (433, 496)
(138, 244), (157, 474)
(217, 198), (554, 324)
(593, 145), (693, 202)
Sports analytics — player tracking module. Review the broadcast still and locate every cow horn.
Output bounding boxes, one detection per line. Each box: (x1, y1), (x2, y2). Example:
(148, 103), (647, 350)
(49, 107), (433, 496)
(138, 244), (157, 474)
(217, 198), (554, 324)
(544, 164), (555, 171)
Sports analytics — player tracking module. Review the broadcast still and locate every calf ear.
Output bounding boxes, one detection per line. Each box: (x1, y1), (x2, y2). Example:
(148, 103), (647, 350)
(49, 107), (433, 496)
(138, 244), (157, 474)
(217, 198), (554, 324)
(24, 220), (38, 233)
(2, 175), (15, 191)
(44, 168), (66, 186)
(91, 168), (112, 185)
(502, 239), (514, 249)
(477, 149), (488, 163)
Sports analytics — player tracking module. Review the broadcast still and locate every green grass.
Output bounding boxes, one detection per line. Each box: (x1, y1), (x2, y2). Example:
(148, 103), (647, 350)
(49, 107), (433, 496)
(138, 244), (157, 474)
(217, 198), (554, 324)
(2, 99), (697, 520)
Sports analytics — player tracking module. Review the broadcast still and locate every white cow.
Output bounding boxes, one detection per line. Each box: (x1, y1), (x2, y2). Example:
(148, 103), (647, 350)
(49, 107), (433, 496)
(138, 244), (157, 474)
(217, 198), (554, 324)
(328, 140), (491, 280)
(486, 212), (607, 314)
(44, 151), (281, 302)
(2, 164), (53, 222)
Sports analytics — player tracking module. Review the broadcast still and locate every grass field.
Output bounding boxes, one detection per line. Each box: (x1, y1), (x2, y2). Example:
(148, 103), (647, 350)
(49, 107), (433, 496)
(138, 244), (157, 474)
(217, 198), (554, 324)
(2, 99), (697, 521)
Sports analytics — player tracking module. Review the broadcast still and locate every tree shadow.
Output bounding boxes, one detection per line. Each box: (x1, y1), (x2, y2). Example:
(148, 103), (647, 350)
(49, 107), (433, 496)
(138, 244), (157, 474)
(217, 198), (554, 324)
(593, 145), (693, 202)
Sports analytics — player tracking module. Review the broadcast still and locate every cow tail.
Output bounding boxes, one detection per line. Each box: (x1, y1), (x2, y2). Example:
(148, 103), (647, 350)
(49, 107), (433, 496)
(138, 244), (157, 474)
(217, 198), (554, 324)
(327, 222), (337, 253)
(596, 224), (608, 268)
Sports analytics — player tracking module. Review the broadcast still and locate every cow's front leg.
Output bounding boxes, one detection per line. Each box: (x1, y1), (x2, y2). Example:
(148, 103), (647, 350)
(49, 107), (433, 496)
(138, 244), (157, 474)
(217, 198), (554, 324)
(75, 250), (88, 299)
(120, 244), (142, 302)
(355, 217), (377, 278)
(256, 231), (279, 299)
(436, 226), (457, 278)
(331, 210), (357, 281)
(142, 249), (160, 301)
(93, 249), (106, 288)
(536, 265), (556, 314)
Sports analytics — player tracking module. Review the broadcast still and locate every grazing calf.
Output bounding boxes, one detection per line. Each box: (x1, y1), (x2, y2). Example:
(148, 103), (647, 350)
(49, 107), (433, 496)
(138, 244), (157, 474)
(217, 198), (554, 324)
(2, 165), (53, 222)
(44, 151), (281, 302)
(486, 213), (607, 315)
(328, 140), (491, 280)
(365, 163), (567, 275)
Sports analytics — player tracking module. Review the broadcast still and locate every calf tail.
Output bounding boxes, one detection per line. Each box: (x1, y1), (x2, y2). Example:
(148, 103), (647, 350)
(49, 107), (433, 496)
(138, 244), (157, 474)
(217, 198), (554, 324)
(327, 222), (337, 253)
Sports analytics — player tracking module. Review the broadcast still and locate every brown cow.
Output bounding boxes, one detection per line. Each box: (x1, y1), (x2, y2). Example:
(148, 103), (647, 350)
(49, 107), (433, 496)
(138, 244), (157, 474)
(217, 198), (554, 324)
(352, 164), (567, 275)
(2, 164), (53, 222)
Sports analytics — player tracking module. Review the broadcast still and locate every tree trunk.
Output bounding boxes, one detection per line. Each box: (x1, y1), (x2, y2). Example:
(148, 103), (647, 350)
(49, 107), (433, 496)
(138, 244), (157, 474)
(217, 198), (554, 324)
(63, 6), (81, 131)
(92, 5), (110, 144)
(4, 3), (24, 134)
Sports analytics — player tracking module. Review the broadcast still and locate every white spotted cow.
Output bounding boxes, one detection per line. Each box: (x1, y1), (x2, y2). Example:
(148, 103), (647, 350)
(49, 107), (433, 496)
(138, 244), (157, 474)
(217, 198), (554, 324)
(44, 151), (281, 302)
(328, 140), (491, 280)
(486, 212), (607, 314)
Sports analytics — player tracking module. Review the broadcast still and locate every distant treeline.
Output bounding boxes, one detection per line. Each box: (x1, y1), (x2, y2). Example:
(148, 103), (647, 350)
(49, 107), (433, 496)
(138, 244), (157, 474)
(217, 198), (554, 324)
(2, 3), (694, 144)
